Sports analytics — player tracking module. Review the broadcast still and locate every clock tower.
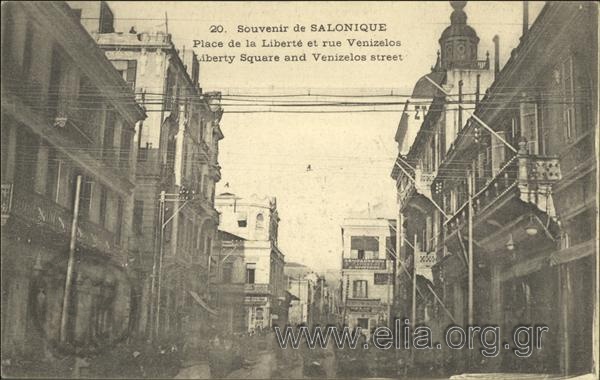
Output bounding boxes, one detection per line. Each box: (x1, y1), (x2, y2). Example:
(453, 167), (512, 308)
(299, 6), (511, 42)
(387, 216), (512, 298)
(439, 1), (480, 69)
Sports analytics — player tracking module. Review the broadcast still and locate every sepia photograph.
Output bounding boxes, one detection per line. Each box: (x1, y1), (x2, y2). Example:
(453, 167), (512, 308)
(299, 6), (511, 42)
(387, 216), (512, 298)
(0, 1), (598, 379)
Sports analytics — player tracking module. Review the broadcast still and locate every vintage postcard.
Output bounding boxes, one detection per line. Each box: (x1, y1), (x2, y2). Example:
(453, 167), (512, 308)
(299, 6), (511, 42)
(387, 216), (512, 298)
(1, 1), (598, 379)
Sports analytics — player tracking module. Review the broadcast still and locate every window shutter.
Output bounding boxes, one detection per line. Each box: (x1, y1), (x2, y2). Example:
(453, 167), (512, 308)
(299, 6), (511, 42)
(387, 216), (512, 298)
(478, 151), (486, 178)
(126, 60), (137, 90)
(351, 236), (378, 251)
(520, 101), (538, 154)
(491, 132), (506, 176)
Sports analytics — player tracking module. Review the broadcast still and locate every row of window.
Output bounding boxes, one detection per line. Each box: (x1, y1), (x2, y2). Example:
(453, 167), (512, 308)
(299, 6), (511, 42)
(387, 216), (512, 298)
(415, 56), (584, 185)
(236, 212), (265, 229)
(3, 3), (135, 172)
(220, 263), (257, 284)
(9, 123), (125, 244)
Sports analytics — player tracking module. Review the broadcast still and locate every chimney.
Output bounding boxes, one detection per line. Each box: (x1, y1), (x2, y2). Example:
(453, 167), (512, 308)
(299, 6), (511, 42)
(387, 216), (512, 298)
(493, 35), (500, 78)
(522, 1), (529, 37)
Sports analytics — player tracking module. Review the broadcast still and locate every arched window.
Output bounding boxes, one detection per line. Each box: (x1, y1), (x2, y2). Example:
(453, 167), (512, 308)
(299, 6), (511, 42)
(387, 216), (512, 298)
(256, 213), (264, 229)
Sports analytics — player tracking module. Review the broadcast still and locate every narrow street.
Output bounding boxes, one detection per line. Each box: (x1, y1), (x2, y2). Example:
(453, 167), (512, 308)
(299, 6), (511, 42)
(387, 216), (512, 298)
(1, 1), (598, 379)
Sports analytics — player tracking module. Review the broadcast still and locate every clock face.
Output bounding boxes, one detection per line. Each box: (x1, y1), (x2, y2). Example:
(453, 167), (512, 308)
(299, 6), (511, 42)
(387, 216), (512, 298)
(457, 43), (466, 59)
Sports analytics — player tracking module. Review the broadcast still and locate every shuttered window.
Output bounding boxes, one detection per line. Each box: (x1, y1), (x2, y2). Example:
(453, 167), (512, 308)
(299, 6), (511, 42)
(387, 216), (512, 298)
(350, 236), (379, 251)
(353, 280), (368, 298)
(491, 131), (507, 176)
(520, 101), (539, 155)
(126, 60), (137, 90)
(351, 236), (379, 259)
(133, 200), (144, 235)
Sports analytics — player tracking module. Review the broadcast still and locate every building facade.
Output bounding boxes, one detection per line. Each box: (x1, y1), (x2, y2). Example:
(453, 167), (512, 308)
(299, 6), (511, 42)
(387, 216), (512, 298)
(391, 0), (494, 357)
(392, 1), (597, 376)
(69, 1), (225, 343)
(340, 218), (396, 337)
(286, 276), (313, 327)
(1, 1), (145, 357)
(213, 193), (286, 333)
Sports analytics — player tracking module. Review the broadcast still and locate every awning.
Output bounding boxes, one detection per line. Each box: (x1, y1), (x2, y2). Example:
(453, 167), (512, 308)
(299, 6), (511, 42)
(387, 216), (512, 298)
(188, 290), (218, 315)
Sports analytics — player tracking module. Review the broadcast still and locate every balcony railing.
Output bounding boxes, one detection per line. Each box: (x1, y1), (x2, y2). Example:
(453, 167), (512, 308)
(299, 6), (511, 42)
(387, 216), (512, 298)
(211, 282), (245, 294)
(444, 58), (490, 70)
(346, 298), (383, 307)
(345, 298), (385, 312)
(445, 146), (561, 231)
(415, 168), (436, 199)
(398, 168), (436, 208)
(244, 283), (272, 295)
(342, 258), (387, 270)
(3, 184), (119, 257)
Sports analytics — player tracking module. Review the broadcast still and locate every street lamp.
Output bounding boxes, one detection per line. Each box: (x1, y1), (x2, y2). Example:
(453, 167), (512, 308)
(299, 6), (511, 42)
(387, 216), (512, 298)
(506, 233), (515, 251)
(524, 214), (539, 236)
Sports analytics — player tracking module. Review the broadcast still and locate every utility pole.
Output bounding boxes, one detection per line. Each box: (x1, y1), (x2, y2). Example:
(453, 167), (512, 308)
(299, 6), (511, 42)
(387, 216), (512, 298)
(468, 170), (474, 326)
(412, 234), (417, 326)
(154, 190), (167, 339)
(60, 174), (82, 343)
(151, 188), (192, 340)
(148, 190), (164, 341)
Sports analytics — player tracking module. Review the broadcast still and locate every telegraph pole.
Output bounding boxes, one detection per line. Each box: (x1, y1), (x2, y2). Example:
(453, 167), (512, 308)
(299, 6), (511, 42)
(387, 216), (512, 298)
(60, 174), (82, 343)
(412, 234), (417, 326)
(467, 170), (474, 326)
(154, 190), (167, 339)
(151, 187), (194, 340)
(148, 191), (164, 341)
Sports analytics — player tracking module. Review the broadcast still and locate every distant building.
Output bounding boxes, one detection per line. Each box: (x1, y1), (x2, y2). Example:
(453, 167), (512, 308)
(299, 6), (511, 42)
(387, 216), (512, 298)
(286, 275), (313, 326)
(1, 1), (145, 356)
(69, 1), (224, 342)
(211, 230), (246, 334)
(213, 193), (286, 333)
(284, 263), (340, 327)
(340, 218), (396, 338)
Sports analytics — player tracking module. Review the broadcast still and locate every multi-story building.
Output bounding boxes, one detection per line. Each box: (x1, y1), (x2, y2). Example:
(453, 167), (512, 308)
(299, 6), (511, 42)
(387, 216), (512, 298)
(286, 276), (313, 327)
(391, 0), (494, 338)
(1, 1), (145, 357)
(69, 1), (225, 342)
(392, 1), (597, 376)
(340, 218), (396, 337)
(213, 193), (286, 333)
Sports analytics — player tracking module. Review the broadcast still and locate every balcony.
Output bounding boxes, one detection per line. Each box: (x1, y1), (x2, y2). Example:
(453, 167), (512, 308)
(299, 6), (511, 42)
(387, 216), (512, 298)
(444, 58), (490, 70)
(342, 258), (387, 270)
(398, 167), (436, 210)
(245, 283), (272, 295)
(444, 146), (561, 250)
(2, 183), (120, 257)
(212, 282), (245, 294)
(345, 298), (385, 313)
(414, 168), (436, 199)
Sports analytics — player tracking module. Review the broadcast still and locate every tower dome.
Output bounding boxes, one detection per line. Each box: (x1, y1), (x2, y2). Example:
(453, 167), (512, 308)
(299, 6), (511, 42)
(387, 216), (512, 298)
(439, 1), (480, 69)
